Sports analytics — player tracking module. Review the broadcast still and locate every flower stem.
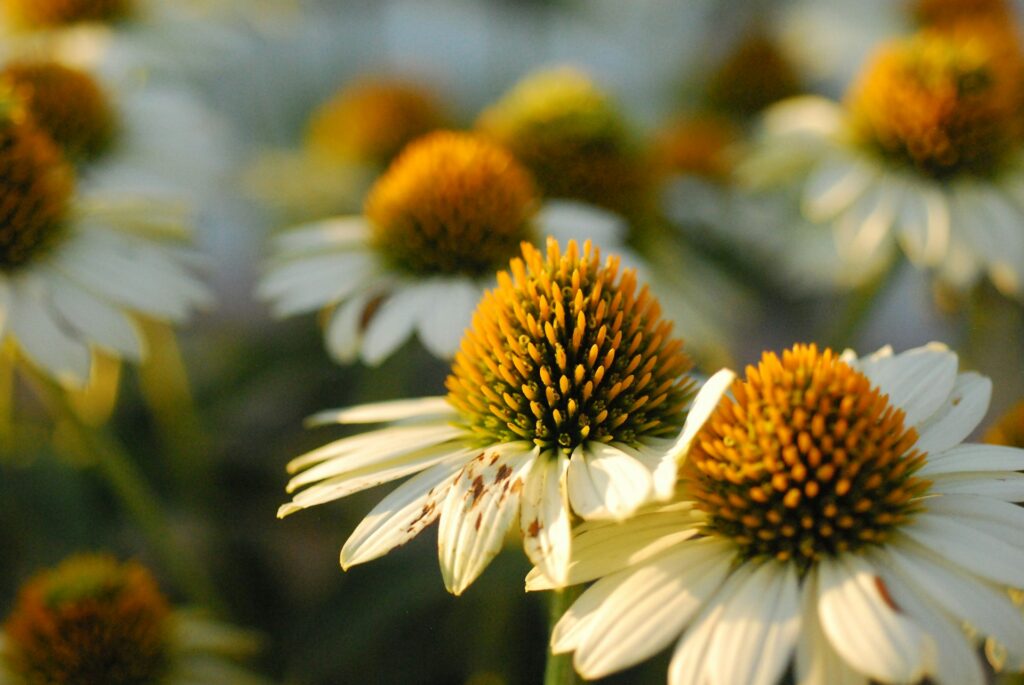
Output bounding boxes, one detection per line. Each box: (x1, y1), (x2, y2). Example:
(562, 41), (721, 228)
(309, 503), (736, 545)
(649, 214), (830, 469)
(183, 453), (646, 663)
(23, 365), (221, 610)
(544, 586), (584, 685)
(826, 260), (899, 351)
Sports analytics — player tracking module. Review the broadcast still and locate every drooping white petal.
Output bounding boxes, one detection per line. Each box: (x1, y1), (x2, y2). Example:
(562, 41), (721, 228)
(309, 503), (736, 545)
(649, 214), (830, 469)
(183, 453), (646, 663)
(415, 279), (481, 359)
(567, 442), (654, 520)
(570, 538), (734, 679)
(324, 287), (377, 364)
(551, 572), (621, 655)
(913, 372), (992, 455)
(341, 454), (471, 568)
(360, 285), (427, 366)
(920, 443), (1024, 476)
(924, 493), (1024, 550)
(259, 252), (374, 316)
(668, 565), (755, 685)
(285, 423), (462, 480)
(438, 446), (536, 595)
(881, 542), (1024, 670)
(707, 561), (801, 685)
(817, 555), (934, 683)
(307, 397), (455, 426)
(873, 554), (986, 685)
(46, 272), (144, 360)
(271, 217), (369, 257)
(279, 440), (465, 517)
(802, 154), (874, 223)
(900, 513), (1024, 589)
(895, 182), (950, 267)
(796, 573), (868, 685)
(832, 179), (897, 266)
(665, 368), (735, 463)
(611, 440), (677, 501)
(8, 281), (91, 387)
(853, 342), (957, 426)
(520, 450), (571, 587)
(526, 503), (703, 590)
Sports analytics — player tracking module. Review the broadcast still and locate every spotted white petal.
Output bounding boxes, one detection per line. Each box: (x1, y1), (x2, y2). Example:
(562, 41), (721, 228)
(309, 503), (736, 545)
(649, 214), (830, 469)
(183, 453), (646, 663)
(341, 453), (472, 568)
(438, 446), (536, 595)
(520, 450), (571, 587)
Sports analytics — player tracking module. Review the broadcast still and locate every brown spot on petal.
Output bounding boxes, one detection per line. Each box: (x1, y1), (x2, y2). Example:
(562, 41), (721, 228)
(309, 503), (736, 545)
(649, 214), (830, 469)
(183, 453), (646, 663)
(874, 576), (901, 612)
(527, 519), (542, 537)
(469, 475), (485, 504)
(494, 464), (513, 484)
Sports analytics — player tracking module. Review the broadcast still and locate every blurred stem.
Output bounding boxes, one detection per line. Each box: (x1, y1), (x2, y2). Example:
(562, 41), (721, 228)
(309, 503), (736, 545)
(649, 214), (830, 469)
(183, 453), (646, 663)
(826, 260), (899, 351)
(136, 319), (213, 502)
(22, 364), (221, 610)
(544, 586), (584, 685)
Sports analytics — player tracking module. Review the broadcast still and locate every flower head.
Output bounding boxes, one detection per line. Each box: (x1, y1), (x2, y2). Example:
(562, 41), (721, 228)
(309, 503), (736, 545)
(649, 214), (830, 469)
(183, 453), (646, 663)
(1, 60), (117, 163)
(847, 30), (1022, 179)
(476, 67), (652, 218)
(3, 0), (134, 28)
(0, 109), (74, 269)
(305, 79), (447, 168)
(655, 114), (740, 183)
(446, 239), (692, 450)
(3, 555), (171, 684)
(278, 239), (729, 593)
(538, 343), (1024, 685)
(365, 131), (538, 277)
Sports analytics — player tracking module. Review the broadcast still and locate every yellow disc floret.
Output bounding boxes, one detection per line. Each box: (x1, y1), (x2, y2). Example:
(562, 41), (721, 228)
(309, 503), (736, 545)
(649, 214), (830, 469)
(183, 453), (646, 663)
(685, 344), (930, 566)
(476, 67), (653, 219)
(446, 238), (694, 452)
(4, 0), (133, 28)
(0, 111), (74, 269)
(3, 555), (171, 685)
(365, 131), (538, 276)
(2, 61), (117, 163)
(847, 30), (1022, 178)
(305, 79), (447, 167)
(706, 31), (802, 119)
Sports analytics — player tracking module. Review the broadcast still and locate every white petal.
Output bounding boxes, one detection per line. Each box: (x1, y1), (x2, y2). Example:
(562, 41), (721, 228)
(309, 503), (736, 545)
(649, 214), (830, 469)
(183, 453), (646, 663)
(929, 471), (1024, 501)
(47, 273), (143, 360)
(280, 442), (467, 517)
(832, 180), (897, 265)
(538, 200), (628, 248)
(360, 285), (425, 366)
(271, 217), (369, 256)
(665, 368), (735, 463)
(802, 155), (874, 223)
(260, 252), (373, 316)
(415, 279), (481, 359)
(8, 281), (90, 387)
(796, 573), (868, 685)
(854, 342), (957, 427)
(438, 446), (536, 595)
(285, 423), (462, 478)
(525, 504), (703, 591)
(914, 372), (992, 455)
(324, 288), (376, 364)
(341, 455), (468, 568)
(925, 493), (1024, 550)
(307, 397), (455, 426)
(881, 543), (1024, 670)
(816, 555), (934, 683)
(551, 574), (620, 655)
(707, 561), (801, 685)
(873, 554), (987, 685)
(668, 565), (755, 685)
(571, 539), (734, 679)
(901, 513), (1024, 587)
(567, 443), (654, 520)
(520, 450), (572, 587)
(895, 182), (950, 267)
(920, 443), (1024, 476)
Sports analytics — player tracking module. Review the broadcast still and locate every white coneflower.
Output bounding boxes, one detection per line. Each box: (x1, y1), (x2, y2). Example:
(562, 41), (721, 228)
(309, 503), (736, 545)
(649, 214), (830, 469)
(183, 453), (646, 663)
(536, 342), (1024, 685)
(259, 130), (630, 365)
(0, 103), (209, 388)
(278, 238), (733, 594)
(0, 554), (264, 685)
(740, 26), (1024, 298)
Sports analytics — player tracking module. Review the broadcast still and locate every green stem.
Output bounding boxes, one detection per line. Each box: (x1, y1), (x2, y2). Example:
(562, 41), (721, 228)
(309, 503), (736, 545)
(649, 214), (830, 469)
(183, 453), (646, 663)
(544, 586), (584, 685)
(826, 260), (900, 351)
(24, 366), (221, 610)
